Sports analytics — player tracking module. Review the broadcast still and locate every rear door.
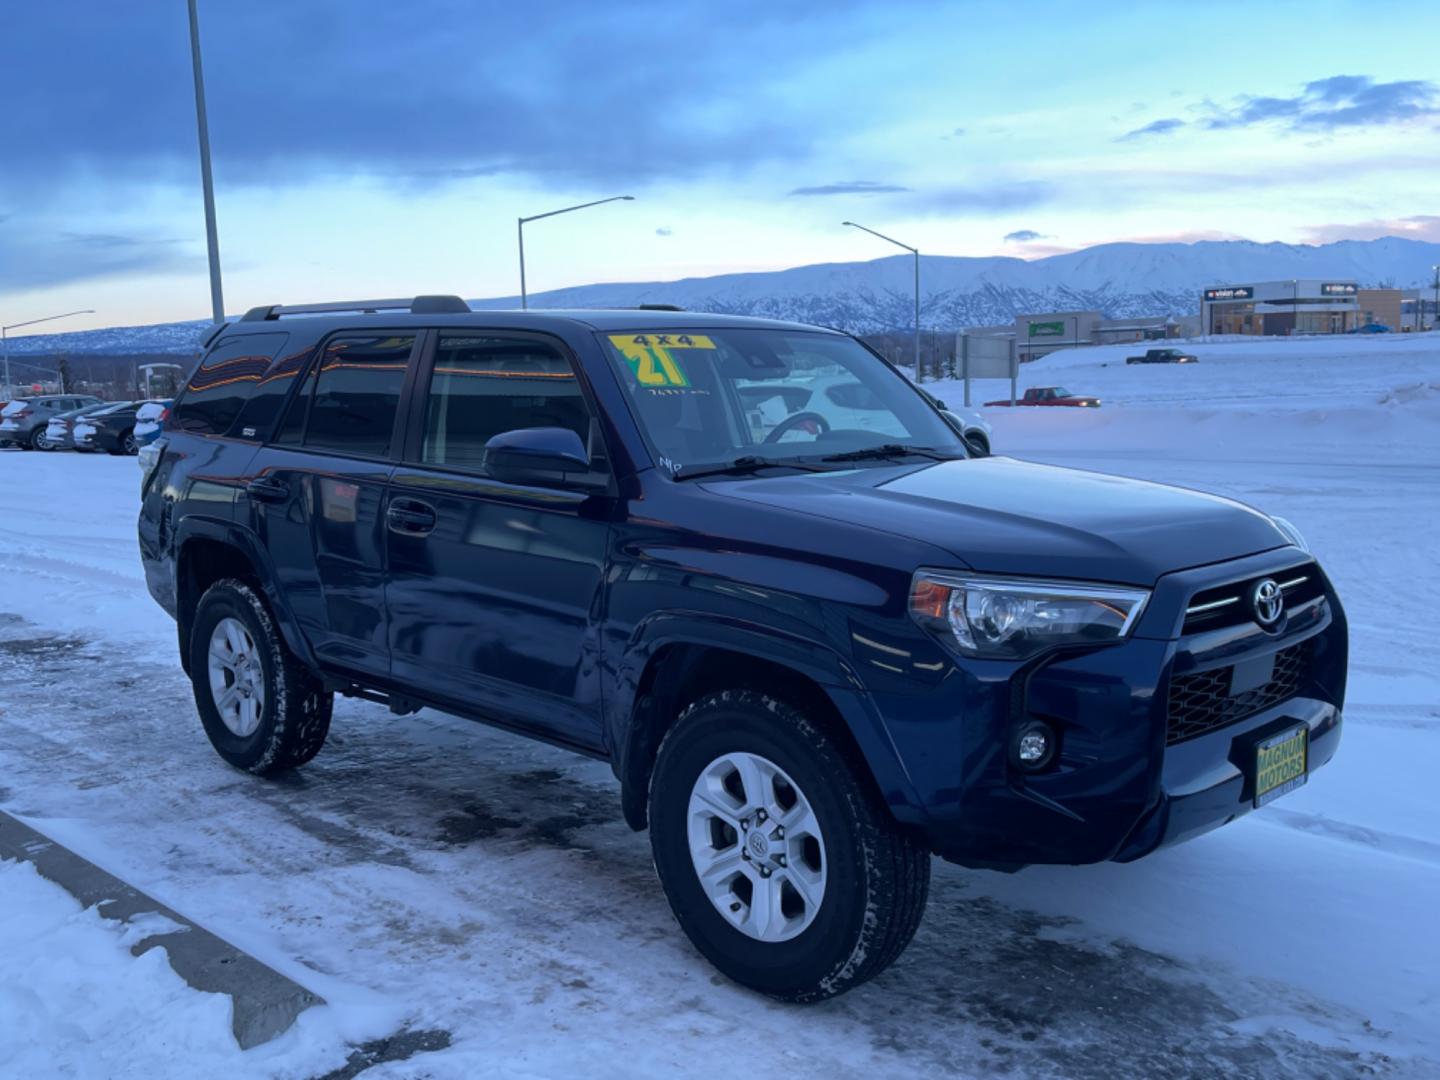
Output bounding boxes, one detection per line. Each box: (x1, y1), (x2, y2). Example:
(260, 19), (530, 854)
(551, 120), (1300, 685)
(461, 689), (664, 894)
(249, 331), (418, 679)
(384, 329), (612, 749)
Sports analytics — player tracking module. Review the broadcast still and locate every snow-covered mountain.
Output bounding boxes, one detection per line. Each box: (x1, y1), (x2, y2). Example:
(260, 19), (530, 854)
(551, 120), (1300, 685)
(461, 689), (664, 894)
(8, 237), (1438, 355)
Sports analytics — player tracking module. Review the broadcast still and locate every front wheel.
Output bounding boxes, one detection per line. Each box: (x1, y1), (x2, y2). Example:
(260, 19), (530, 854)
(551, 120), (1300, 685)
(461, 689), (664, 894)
(649, 689), (930, 1001)
(32, 429), (53, 451)
(188, 578), (333, 774)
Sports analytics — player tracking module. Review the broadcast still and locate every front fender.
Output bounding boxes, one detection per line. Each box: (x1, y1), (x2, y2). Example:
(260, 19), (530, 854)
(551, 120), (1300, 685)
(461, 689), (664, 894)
(608, 612), (930, 828)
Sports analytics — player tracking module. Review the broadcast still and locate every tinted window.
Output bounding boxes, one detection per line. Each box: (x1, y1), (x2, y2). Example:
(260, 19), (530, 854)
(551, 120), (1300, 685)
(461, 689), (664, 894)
(304, 334), (414, 457)
(231, 345), (313, 442)
(421, 334), (589, 472)
(174, 333), (289, 435)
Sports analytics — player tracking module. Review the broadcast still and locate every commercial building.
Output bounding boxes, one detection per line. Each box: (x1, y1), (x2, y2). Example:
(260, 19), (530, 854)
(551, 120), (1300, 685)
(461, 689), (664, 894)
(1013, 311), (1188, 360)
(1198, 279), (1392, 336)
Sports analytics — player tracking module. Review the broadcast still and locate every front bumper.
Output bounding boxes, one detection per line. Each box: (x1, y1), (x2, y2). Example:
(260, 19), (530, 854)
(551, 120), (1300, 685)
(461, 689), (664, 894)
(846, 548), (1347, 867)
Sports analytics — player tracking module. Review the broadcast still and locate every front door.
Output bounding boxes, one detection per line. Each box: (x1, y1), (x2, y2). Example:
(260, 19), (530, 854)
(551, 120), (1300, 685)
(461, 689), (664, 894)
(385, 330), (611, 750)
(250, 331), (417, 679)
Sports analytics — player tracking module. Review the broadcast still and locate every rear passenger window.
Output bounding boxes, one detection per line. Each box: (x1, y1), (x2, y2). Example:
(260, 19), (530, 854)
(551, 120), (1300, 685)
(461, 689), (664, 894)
(174, 333), (289, 436)
(420, 333), (590, 472)
(230, 345), (313, 442)
(303, 334), (415, 457)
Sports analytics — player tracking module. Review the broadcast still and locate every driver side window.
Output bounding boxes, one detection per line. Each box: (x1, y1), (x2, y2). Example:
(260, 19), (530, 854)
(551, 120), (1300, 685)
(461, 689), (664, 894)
(420, 333), (591, 473)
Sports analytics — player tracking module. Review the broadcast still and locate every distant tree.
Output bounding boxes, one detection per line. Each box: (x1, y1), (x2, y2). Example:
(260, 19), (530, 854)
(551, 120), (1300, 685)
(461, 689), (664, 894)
(57, 355), (73, 393)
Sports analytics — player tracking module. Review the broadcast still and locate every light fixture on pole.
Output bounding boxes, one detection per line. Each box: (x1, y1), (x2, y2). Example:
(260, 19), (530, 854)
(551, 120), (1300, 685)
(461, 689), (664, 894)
(518, 196), (634, 309)
(188, 0), (225, 325)
(842, 221), (922, 382)
(3, 310), (96, 398)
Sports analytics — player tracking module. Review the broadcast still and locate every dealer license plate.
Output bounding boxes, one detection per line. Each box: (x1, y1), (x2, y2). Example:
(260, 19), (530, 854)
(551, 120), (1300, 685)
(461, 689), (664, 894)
(1254, 725), (1308, 807)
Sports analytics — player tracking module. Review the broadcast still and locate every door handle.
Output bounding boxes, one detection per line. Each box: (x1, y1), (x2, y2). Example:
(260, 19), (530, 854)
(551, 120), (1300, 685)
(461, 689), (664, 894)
(246, 477), (289, 503)
(387, 498), (437, 535)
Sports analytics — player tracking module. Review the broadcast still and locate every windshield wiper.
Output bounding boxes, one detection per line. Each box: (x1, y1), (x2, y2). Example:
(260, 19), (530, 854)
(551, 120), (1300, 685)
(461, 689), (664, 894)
(818, 444), (964, 465)
(673, 456), (833, 482)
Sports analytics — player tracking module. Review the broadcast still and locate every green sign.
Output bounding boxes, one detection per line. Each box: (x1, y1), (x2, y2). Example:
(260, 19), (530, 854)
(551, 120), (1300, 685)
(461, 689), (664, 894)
(1028, 321), (1064, 338)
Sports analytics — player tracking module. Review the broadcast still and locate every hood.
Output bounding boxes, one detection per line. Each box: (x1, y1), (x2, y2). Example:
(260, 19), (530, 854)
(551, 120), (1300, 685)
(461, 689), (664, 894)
(705, 457), (1288, 585)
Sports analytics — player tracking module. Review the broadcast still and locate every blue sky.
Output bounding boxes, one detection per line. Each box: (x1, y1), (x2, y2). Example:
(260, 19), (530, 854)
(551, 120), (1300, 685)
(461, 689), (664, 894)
(2, 0), (1438, 331)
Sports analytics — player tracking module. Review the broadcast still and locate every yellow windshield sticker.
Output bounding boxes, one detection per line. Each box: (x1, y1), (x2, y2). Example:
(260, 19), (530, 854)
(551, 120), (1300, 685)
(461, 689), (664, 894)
(609, 333), (715, 388)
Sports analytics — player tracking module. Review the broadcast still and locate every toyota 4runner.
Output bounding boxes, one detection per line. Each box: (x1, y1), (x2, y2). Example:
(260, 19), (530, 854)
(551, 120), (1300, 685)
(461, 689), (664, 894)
(139, 296), (1346, 1001)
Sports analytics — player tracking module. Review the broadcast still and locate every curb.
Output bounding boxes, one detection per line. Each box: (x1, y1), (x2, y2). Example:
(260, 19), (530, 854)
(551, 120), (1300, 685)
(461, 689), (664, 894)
(0, 810), (324, 1050)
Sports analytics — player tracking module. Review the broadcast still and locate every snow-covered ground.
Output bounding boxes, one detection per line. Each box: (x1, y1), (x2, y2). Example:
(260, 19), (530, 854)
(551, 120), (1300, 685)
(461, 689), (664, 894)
(2, 333), (1438, 1078)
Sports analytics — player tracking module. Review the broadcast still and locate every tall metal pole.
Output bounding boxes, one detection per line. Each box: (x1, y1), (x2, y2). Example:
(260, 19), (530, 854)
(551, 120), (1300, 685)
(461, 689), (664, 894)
(188, 0), (225, 324)
(1432, 265), (1439, 332)
(517, 196), (634, 309)
(843, 221), (922, 383)
(913, 250), (921, 382)
(518, 218), (528, 309)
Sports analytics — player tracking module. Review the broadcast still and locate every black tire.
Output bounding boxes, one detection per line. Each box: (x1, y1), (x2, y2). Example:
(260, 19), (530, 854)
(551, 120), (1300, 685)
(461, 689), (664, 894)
(188, 578), (332, 774)
(31, 428), (52, 451)
(649, 689), (930, 1002)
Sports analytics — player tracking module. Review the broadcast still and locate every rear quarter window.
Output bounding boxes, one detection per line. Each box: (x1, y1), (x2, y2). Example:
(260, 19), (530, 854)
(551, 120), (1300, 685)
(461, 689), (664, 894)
(173, 332), (290, 436)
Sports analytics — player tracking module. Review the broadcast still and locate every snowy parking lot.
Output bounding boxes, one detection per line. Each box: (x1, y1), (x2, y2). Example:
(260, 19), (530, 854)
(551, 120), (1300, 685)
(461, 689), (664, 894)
(2, 334), (1439, 1078)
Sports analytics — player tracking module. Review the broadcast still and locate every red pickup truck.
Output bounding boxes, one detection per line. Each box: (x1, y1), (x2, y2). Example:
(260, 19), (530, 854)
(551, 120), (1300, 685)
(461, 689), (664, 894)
(985, 386), (1101, 408)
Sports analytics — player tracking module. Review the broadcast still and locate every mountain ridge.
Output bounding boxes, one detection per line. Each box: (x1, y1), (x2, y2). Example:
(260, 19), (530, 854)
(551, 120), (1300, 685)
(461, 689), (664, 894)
(7, 236), (1437, 356)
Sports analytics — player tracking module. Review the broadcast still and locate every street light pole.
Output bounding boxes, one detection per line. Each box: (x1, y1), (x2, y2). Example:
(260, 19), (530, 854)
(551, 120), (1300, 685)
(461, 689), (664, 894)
(1432, 265), (1439, 332)
(517, 196), (634, 309)
(3, 310), (96, 398)
(187, 0), (225, 325)
(843, 221), (921, 382)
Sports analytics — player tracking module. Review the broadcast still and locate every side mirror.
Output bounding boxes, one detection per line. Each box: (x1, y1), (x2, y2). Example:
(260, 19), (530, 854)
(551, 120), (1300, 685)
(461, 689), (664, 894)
(483, 427), (594, 486)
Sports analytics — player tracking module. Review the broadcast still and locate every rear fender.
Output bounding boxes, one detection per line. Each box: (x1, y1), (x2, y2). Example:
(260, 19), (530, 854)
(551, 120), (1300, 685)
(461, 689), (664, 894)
(172, 516), (319, 673)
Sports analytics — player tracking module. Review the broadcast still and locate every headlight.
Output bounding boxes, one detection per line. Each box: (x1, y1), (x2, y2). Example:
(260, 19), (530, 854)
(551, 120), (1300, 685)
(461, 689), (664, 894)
(909, 572), (1150, 660)
(1269, 515), (1309, 552)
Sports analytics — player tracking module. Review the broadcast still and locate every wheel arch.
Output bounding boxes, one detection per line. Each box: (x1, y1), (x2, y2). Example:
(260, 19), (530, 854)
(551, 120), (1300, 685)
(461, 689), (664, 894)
(611, 621), (926, 833)
(173, 519), (317, 676)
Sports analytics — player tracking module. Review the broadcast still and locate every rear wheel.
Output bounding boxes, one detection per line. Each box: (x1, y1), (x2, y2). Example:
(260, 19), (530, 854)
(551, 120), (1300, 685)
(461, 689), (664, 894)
(188, 579), (332, 774)
(649, 689), (930, 1001)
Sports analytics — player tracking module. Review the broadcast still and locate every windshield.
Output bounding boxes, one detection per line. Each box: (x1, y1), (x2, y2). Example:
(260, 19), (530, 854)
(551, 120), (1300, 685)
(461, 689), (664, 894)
(600, 328), (965, 476)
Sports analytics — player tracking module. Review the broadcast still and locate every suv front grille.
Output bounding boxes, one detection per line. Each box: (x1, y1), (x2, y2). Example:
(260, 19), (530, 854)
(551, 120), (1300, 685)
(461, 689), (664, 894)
(1182, 565), (1322, 634)
(1166, 643), (1308, 745)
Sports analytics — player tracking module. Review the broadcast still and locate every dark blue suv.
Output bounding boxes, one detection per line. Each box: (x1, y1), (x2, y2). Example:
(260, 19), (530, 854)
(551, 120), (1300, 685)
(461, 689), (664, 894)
(139, 296), (1346, 1001)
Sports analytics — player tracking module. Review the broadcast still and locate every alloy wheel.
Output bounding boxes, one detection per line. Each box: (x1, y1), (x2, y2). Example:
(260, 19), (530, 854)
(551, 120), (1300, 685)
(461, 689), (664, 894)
(686, 751), (827, 943)
(207, 617), (266, 737)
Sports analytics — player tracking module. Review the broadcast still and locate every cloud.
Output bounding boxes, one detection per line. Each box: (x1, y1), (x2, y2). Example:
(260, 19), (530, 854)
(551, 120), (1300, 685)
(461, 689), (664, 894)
(655, 227), (673, 237)
(1302, 215), (1440, 244)
(951, 127), (966, 136)
(1003, 229), (1047, 243)
(1117, 117), (1185, 141)
(788, 180), (910, 196)
(0, 229), (201, 291)
(1203, 75), (1438, 132)
(0, 0), (916, 202)
(904, 181), (1056, 215)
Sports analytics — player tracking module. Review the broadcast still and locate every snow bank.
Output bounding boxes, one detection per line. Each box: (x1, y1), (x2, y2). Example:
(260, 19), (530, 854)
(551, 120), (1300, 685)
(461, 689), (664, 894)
(0, 859), (244, 1076)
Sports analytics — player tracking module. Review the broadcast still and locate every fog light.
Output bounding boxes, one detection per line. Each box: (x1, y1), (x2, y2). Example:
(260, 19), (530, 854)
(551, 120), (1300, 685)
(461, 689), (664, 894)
(1011, 721), (1057, 770)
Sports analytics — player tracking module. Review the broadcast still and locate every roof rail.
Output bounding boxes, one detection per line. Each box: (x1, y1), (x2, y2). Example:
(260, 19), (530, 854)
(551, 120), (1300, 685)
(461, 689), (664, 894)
(636, 303), (685, 312)
(239, 295), (470, 321)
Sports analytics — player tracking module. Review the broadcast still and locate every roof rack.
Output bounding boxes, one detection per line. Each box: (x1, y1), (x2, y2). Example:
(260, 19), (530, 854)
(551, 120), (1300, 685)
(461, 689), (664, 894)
(636, 303), (685, 312)
(239, 295), (471, 321)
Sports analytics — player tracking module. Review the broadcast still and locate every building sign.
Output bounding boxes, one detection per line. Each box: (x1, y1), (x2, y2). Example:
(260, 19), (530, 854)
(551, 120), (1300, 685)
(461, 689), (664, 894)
(1028, 321), (1064, 337)
(1204, 286), (1254, 302)
(1321, 282), (1358, 296)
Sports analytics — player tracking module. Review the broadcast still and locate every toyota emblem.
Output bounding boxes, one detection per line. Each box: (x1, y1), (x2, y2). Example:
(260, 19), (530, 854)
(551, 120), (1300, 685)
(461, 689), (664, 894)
(1251, 578), (1284, 627)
